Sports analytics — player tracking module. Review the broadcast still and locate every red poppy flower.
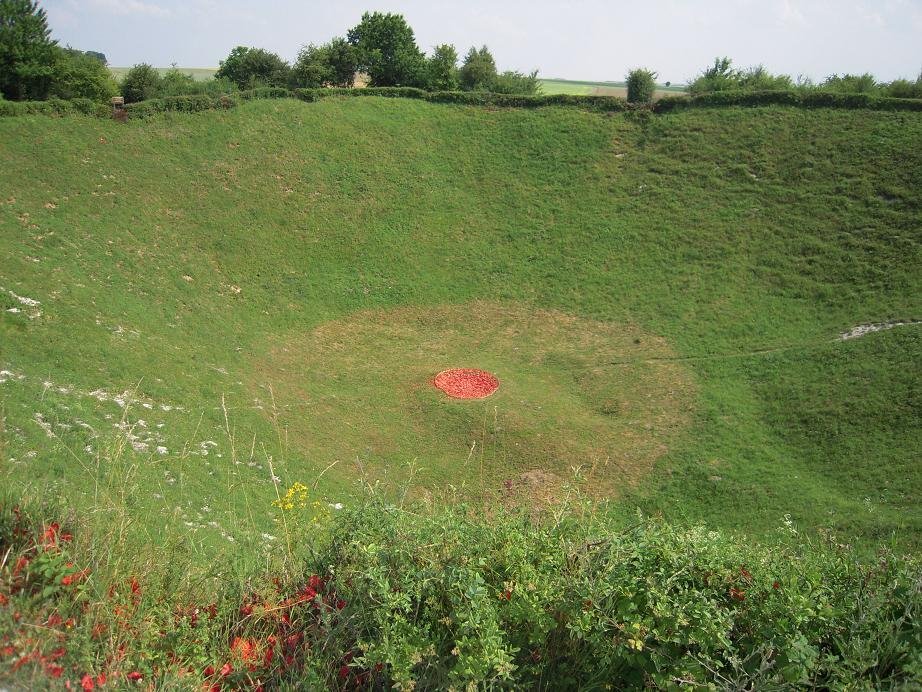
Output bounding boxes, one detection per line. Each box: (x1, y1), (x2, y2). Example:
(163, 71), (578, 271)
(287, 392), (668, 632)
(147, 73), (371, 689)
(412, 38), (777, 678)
(47, 664), (64, 678)
(81, 673), (95, 691)
(43, 522), (60, 545)
(308, 575), (323, 591)
(203, 665), (215, 676)
(126, 671), (142, 681)
(219, 662), (232, 677)
(338, 665), (350, 680)
(230, 638), (258, 663)
(0, 593), (8, 606)
(62, 575), (73, 586)
(96, 673), (106, 686)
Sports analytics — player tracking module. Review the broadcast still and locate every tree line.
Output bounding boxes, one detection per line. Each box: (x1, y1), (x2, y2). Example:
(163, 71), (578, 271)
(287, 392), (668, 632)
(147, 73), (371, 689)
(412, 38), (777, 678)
(2, 1), (920, 105)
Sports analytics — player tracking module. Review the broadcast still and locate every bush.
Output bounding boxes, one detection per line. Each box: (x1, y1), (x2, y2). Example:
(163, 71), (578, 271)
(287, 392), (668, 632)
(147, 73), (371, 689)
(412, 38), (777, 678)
(491, 70), (540, 95)
(626, 68), (657, 103)
(3, 494), (919, 690)
(290, 38), (357, 89)
(313, 501), (922, 689)
(215, 46), (290, 90)
(822, 73), (879, 94)
(120, 63), (163, 103)
(48, 47), (118, 102)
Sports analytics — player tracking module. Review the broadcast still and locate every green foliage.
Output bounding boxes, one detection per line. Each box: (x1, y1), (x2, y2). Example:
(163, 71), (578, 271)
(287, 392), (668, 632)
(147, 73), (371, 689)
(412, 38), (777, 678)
(347, 12), (426, 87)
(120, 63), (163, 103)
(215, 45), (290, 90)
(316, 501), (922, 688)
(492, 69), (540, 95)
(426, 43), (459, 91)
(689, 58), (794, 94)
(626, 67), (657, 103)
(2, 495), (919, 689)
(0, 0), (56, 100)
(48, 47), (118, 102)
(822, 73), (879, 94)
(459, 45), (497, 91)
(291, 38), (357, 88)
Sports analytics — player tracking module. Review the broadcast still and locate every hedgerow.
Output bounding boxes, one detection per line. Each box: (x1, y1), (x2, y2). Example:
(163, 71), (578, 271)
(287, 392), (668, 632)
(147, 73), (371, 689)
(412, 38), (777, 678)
(3, 86), (921, 121)
(1, 496), (919, 689)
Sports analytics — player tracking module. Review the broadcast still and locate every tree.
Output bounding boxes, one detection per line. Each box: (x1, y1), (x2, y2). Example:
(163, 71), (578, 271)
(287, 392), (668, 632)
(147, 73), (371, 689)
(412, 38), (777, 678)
(291, 44), (332, 88)
(120, 63), (162, 103)
(291, 38), (357, 88)
(48, 47), (118, 101)
(215, 46), (290, 90)
(626, 68), (657, 103)
(459, 45), (496, 91)
(84, 50), (106, 64)
(347, 12), (426, 87)
(426, 44), (458, 91)
(0, 0), (57, 100)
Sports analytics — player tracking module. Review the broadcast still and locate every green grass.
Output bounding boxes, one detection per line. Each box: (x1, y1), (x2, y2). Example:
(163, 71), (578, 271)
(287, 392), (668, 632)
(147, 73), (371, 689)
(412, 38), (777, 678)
(109, 66), (218, 81)
(0, 98), (920, 560)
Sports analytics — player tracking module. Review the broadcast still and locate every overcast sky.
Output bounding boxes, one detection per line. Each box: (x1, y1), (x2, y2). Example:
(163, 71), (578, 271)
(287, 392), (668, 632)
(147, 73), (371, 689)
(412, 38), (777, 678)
(42, 0), (922, 84)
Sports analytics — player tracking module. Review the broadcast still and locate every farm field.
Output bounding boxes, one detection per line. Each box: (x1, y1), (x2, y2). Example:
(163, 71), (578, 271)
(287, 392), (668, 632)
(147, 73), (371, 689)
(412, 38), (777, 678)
(1, 97), (919, 561)
(539, 77), (685, 98)
(109, 66), (218, 81)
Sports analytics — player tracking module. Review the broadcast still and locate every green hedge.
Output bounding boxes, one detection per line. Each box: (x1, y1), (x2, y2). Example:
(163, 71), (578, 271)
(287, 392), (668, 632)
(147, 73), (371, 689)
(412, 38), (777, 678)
(0, 97), (110, 118)
(654, 89), (922, 113)
(2, 88), (921, 120)
(123, 94), (237, 119)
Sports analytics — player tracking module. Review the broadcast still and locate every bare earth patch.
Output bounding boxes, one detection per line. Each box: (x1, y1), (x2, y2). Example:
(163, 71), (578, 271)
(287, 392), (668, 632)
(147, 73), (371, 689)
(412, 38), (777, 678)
(250, 302), (697, 501)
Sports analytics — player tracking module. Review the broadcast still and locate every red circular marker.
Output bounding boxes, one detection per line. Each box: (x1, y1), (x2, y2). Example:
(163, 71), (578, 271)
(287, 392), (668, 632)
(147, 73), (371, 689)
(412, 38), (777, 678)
(433, 369), (499, 399)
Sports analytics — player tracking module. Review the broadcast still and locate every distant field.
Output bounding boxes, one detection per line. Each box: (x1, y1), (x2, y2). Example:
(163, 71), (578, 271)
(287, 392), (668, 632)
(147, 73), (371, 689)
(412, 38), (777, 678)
(540, 78), (686, 98)
(109, 66), (218, 81)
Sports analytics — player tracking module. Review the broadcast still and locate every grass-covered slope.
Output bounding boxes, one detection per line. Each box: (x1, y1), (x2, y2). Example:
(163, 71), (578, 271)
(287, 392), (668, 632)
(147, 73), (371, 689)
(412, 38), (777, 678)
(0, 98), (920, 555)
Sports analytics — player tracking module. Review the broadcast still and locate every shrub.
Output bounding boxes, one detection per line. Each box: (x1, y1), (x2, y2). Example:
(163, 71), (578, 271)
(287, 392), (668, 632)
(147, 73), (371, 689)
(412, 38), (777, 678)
(492, 69), (540, 95)
(822, 73), (879, 94)
(215, 46), (290, 90)
(290, 38), (357, 89)
(48, 47), (118, 102)
(626, 68), (657, 103)
(120, 63), (163, 103)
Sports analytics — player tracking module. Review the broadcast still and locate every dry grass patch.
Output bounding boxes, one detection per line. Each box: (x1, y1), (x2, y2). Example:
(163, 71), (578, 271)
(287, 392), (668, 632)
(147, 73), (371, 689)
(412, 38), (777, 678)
(250, 302), (697, 500)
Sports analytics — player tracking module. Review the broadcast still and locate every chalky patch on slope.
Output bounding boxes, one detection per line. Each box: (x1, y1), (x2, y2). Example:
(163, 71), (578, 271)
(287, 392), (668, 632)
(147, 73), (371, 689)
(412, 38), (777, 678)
(433, 369), (499, 399)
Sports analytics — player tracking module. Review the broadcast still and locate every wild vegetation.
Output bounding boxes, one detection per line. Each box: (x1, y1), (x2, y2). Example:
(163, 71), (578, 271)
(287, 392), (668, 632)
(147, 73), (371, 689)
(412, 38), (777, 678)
(1, 1), (921, 688)
(1, 95), (920, 686)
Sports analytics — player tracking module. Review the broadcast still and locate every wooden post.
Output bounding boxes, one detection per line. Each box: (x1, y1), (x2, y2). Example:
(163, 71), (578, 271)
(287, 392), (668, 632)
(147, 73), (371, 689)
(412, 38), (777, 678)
(111, 96), (126, 122)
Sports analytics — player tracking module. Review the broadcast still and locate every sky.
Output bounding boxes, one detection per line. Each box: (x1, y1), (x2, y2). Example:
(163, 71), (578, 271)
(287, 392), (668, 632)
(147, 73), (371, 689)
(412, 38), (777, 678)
(42, 0), (922, 84)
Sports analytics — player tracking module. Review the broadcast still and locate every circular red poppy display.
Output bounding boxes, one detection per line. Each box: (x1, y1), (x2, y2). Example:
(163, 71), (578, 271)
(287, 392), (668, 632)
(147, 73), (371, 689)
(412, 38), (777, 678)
(433, 369), (499, 399)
